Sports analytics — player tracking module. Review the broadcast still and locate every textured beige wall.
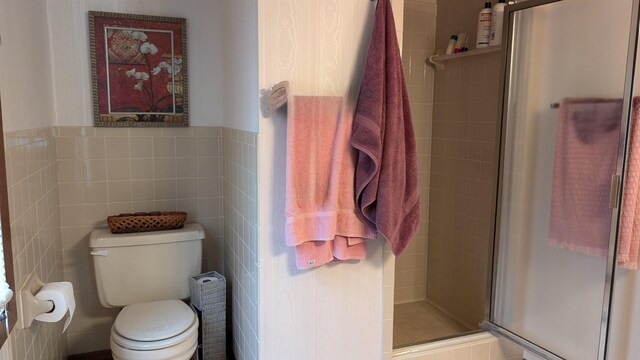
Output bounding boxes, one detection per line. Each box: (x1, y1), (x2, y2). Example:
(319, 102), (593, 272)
(45, 0), (224, 127)
(257, 1), (404, 359)
(0, 0), (56, 132)
(3, 128), (67, 359)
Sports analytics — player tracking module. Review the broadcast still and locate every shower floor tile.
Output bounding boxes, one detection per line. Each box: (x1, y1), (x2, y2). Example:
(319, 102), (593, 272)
(393, 300), (471, 348)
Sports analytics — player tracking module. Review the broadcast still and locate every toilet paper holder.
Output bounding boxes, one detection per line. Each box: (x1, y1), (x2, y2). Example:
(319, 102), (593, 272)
(16, 273), (54, 329)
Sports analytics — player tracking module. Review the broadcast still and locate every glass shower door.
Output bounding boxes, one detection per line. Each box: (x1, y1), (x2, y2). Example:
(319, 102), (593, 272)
(487, 0), (638, 359)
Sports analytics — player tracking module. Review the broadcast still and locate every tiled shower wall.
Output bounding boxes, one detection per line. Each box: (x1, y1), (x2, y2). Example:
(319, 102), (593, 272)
(427, 0), (501, 327)
(222, 128), (258, 360)
(56, 126), (225, 354)
(3, 128), (67, 359)
(395, 0), (436, 304)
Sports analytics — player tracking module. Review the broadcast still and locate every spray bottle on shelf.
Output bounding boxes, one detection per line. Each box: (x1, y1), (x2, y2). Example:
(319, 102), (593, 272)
(489, 0), (507, 46)
(454, 33), (467, 53)
(445, 35), (458, 55)
(476, 2), (492, 48)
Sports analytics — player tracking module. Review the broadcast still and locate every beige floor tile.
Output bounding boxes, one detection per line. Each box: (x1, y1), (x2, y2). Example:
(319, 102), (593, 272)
(393, 300), (471, 348)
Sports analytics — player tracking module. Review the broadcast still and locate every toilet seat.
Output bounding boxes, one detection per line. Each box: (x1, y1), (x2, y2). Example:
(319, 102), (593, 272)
(112, 315), (198, 351)
(111, 300), (199, 354)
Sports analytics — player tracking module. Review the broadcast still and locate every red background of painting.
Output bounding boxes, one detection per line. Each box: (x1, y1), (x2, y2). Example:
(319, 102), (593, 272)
(94, 16), (183, 114)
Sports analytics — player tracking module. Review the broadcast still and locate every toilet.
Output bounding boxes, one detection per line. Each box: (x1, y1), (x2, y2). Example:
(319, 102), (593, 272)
(89, 224), (205, 360)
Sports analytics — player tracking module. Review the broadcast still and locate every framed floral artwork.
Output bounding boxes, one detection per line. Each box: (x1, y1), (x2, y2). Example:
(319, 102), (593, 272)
(89, 11), (189, 127)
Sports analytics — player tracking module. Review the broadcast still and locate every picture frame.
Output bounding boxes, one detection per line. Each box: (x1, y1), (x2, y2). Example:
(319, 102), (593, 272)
(88, 11), (189, 127)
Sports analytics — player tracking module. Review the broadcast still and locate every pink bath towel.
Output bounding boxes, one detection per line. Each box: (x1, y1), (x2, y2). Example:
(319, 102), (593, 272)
(350, 0), (420, 256)
(617, 98), (640, 269)
(286, 96), (377, 270)
(549, 99), (623, 261)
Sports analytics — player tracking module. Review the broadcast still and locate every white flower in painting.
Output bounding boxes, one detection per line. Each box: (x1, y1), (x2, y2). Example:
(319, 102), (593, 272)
(125, 68), (136, 77)
(133, 80), (143, 91)
(173, 56), (182, 65)
(158, 63), (181, 78)
(172, 64), (181, 77)
(165, 65), (174, 78)
(131, 31), (148, 41)
(133, 71), (149, 81)
(140, 42), (158, 55)
(152, 66), (161, 76)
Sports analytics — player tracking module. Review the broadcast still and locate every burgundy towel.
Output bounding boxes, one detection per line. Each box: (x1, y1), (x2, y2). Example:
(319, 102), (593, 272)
(617, 98), (640, 269)
(286, 96), (377, 270)
(549, 99), (622, 259)
(350, 0), (420, 256)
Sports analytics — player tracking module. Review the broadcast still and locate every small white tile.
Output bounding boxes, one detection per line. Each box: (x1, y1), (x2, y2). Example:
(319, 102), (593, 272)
(152, 137), (176, 158)
(105, 137), (130, 159)
(108, 181), (132, 202)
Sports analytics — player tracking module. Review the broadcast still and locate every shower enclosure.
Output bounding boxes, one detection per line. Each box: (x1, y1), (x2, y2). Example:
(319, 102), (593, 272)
(487, 0), (638, 359)
(396, 0), (640, 358)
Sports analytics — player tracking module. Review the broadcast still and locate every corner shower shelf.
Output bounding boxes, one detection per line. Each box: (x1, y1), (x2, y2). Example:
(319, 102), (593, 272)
(427, 45), (501, 70)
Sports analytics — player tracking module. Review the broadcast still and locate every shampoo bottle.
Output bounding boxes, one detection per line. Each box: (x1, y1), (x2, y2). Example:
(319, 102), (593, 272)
(476, 2), (492, 48)
(489, 0), (507, 46)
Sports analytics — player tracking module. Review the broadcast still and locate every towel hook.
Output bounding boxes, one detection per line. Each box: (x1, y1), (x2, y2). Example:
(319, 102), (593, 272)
(266, 81), (289, 116)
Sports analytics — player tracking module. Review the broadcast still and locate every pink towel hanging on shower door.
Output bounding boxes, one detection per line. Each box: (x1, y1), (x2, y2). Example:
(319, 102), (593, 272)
(548, 98), (640, 268)
(617, 98), (640, 269)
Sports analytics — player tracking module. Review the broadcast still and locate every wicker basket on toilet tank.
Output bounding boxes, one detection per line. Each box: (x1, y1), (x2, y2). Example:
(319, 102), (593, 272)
(107, 211), (187, 233)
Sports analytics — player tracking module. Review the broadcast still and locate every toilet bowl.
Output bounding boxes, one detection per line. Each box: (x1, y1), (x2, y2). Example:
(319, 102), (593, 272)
(89, 224), (205, 359)
(110, 300), (199, 360)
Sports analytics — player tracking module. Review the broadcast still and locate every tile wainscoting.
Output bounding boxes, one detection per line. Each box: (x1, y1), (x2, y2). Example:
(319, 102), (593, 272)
(0, 126), (258, 358)
(2, 128), (67, 359)
(222, 128), (258, 360)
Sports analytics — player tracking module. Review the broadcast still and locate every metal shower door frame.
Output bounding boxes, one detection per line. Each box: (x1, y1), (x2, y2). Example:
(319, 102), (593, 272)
(482, 0), (640, 359)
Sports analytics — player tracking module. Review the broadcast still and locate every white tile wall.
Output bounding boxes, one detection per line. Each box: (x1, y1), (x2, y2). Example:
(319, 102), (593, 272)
(222, 128), (258, 360)
(3, 128), (67, 360)
(2, 125), (256, 358)
(55, 126), (225, 354)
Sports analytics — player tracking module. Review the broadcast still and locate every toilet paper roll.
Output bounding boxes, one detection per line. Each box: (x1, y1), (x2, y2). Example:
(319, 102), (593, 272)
(34, 282), (76, 333)
(197, 277), (219, 285)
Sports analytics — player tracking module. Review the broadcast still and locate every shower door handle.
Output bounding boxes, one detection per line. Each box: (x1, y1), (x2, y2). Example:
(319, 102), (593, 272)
(610, 174), (621, 209)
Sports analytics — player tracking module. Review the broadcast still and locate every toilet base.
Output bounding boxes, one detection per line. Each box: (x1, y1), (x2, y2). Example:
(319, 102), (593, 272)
(110, 337), (197, 360)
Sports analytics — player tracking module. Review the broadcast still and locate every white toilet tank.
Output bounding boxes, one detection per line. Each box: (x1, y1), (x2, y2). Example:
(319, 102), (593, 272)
(89, 224), (204, 308)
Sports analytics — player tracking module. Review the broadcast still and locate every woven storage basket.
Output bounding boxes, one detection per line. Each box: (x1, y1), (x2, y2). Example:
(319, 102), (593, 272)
(190, 272), (226, 360)
(107, 211), (187, 233)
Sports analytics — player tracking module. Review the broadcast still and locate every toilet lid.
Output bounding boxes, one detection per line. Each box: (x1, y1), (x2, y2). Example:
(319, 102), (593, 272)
(114, 300), (196, 342)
